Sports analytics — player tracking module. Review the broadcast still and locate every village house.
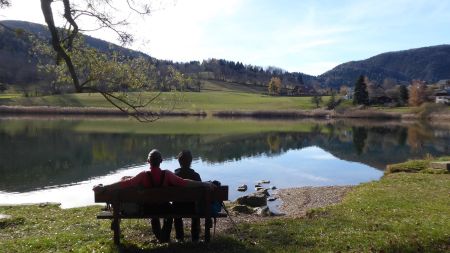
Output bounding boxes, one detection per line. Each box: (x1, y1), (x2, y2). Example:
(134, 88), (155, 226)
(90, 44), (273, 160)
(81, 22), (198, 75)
(434, 88), (450, 105)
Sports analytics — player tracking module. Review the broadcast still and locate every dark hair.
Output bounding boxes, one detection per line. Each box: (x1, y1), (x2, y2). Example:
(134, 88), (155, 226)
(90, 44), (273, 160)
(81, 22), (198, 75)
(177, 150), (192, 168)
(148, 149), (162, 166)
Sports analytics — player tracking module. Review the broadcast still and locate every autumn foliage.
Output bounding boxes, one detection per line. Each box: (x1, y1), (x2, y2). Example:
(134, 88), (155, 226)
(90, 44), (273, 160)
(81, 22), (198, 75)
(408, 80), (427, 106)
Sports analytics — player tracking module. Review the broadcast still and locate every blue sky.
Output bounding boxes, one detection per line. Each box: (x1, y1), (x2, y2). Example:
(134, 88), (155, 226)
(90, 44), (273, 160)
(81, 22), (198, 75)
(1, 0), (450, 75)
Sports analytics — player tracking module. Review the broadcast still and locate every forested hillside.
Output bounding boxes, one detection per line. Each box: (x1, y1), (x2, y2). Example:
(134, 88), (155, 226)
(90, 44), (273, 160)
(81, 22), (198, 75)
(319, 45), (450, 88)
(1, 20), (449, 93)
(0, 20), (310, 93)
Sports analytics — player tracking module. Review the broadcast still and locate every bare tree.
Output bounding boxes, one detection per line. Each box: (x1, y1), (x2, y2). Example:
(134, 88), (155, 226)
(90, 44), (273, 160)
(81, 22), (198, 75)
(4, 0), (174, 121)
(0, 0), (10, 7)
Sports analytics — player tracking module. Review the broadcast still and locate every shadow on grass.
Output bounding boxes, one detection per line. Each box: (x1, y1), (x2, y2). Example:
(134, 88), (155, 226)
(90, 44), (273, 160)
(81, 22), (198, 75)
(116, 236), (265, 253)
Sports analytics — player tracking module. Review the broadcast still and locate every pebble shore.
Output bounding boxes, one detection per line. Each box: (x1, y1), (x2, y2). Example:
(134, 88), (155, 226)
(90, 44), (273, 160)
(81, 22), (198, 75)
(211, 185), (353, 233)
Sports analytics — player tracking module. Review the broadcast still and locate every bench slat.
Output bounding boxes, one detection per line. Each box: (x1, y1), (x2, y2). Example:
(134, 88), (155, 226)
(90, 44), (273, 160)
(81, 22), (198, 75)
(95, 186), (228, 203)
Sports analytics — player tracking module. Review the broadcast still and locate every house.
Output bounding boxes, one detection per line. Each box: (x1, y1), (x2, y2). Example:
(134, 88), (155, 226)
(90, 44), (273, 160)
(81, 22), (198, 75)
(343, 87), (353, 100)
(434, 89), (450, 105)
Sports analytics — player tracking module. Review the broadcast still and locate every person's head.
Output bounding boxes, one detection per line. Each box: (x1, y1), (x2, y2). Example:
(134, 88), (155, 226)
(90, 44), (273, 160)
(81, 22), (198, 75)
(177, 150), (192, 168)
(147, 149), (163, 167)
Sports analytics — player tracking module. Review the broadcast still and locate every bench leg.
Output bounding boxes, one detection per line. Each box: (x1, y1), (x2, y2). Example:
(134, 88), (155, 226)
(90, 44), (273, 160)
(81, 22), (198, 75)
(112, 218), (121, 245)
(204, 218), (212, 243)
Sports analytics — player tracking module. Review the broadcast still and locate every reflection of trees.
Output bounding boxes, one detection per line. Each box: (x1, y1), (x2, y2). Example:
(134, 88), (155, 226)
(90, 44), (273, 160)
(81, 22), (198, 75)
(397, 128), (407, 146)
(352, 127), (368, 155)
(267, 134), (281, 153)
(406, 125), (434, 153)
(0, 119), (448, 192)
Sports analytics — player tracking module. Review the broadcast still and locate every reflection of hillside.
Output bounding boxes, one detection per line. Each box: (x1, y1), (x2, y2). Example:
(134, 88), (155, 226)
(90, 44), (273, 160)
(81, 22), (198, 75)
(0, 120), (448, 192)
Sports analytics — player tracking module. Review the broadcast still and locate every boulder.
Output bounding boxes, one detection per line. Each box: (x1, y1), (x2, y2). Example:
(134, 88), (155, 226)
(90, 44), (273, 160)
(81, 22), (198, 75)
(0, 214), (12, 220)
(257, 188), (270, 196)
(255, 186), (264, 191)
(271, 186), (277, 190)
(231, 205), (254, 214)
(258, 180), (270, 184)
(430, 161), (450, 171)
(237, 184), (248, 192)
(236, 192), (267, 207)
(254, 206), (272, 217)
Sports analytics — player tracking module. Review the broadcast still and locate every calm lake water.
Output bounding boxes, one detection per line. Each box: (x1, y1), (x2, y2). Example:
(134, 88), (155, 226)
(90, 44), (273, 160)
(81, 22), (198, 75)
(0, 117), (448, 208)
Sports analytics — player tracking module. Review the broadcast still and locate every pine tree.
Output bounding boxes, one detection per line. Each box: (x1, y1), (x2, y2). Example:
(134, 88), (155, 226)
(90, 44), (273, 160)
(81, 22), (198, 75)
(399, 84), (409, 105)
(311, 94), (322, 108)
(353, 75), (369, 105)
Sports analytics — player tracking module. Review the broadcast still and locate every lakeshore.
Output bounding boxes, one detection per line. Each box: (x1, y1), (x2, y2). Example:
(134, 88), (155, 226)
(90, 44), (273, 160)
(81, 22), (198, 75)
(1, 157), (449, 252)
(1, 105), (450, 121)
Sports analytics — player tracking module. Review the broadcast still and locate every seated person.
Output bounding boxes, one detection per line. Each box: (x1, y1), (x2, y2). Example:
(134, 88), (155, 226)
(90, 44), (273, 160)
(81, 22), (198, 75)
(93, 149), (214, 243)
(172, 150), (202, 242)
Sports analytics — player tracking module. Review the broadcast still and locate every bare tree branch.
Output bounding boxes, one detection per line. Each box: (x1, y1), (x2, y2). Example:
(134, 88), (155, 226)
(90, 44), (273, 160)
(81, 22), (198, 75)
(0, 0), (10, 8)
(126, 0), (151, 15)
(41, 0), (82, 92)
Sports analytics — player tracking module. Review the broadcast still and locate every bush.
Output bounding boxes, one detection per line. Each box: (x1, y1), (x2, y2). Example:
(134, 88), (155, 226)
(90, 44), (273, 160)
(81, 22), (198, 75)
(413, 102), (448, 119)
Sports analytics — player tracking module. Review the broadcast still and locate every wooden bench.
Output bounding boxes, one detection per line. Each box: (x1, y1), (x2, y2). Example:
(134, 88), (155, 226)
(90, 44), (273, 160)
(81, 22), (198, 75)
(95, 186), (228, 244)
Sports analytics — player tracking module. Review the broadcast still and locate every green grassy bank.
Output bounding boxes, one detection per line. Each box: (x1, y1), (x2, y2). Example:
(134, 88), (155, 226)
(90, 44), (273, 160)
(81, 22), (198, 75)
(1, 157), (449, 252)
(0, 91), (324, 112)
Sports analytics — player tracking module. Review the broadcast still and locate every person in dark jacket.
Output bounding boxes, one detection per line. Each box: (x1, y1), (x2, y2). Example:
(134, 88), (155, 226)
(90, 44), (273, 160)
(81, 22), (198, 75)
(173, 150), (202, 242)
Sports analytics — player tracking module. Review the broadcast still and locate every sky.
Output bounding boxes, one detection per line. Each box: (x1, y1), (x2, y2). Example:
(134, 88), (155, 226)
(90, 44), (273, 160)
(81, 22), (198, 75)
(1, 0), (450, 75)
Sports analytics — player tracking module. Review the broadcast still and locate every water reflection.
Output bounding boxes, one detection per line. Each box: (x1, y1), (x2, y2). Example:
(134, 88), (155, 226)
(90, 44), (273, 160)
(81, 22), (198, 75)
(0, 117), (448, 206)
(1, 147), (383, 208)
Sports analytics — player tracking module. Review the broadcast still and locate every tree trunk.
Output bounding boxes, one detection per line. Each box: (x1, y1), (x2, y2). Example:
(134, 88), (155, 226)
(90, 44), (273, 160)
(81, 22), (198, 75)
(40, 0), (82, 92)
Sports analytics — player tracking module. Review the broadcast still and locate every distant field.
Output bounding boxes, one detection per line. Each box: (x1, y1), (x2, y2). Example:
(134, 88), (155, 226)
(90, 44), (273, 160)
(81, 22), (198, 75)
(0, 91), (326, 111)
(200, 80), (267, 93)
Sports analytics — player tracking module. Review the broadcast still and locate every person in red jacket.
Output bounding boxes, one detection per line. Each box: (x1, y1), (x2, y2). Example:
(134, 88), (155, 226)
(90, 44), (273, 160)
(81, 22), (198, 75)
(93, 149), (214, 243)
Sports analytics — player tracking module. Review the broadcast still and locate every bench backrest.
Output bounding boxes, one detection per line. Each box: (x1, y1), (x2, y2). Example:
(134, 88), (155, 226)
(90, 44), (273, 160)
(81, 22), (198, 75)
(95, 186), (228, 204)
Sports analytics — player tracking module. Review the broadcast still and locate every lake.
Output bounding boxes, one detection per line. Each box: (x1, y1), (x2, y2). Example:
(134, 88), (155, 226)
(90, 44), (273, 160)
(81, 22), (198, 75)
(0, 116), (448, 208)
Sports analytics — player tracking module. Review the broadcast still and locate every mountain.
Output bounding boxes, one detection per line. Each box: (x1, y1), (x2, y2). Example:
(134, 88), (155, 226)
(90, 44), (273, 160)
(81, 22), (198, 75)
(0, 20), (310, 92)
(0, 20), (154, 84)
(1, 20), (449, 91)
(318, 45), (450, 88)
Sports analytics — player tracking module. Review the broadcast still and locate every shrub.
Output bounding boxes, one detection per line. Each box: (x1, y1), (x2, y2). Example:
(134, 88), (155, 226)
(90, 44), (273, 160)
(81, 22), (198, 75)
(413, 102), (448, 119)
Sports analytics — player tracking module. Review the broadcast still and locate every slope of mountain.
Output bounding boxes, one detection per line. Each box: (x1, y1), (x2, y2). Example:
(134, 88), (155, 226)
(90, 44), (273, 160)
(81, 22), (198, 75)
(319, 45), (450, 87)
(0, 20), (309, 91)
(1, 20), (450, 90)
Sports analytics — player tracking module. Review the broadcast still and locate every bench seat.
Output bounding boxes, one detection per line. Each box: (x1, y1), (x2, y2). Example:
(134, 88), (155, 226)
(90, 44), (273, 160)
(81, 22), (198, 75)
(95, 185), (228, 244)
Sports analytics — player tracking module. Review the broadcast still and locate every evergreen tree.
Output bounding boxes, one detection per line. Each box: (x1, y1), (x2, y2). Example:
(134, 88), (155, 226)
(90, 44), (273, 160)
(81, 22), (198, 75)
(399, 84), (409, 105)
(326, 91), (337, 109)
(353, 75), (369, 105)
(311, 94), (322, 108)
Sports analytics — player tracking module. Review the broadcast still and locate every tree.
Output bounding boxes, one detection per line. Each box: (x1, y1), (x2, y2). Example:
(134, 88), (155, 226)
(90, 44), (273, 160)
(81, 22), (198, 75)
(311, 94), (322, 108)
(268, 77), (282, 95)
(3, 0), (170, 121)
(339, 85), (349, 96)
(352, 126), (368, 155)
(0, 83), (6, 93)
(408, 80), (427, 106)
(353, 75), (369, 105)
(399, 84), (409, 105)
(326, 91), (338, 110)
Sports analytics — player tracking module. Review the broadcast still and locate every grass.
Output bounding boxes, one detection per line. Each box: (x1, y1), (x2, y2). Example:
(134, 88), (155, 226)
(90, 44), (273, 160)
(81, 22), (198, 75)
(1, 166), (449, 252)
(0, 91), (326, 112)
(386, 156), (450, 174)
(0, 93), (22, 99)
(239, 173), (450, 252)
